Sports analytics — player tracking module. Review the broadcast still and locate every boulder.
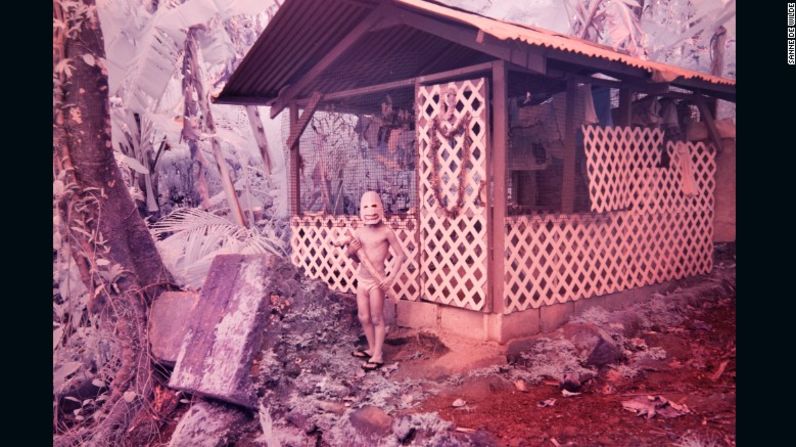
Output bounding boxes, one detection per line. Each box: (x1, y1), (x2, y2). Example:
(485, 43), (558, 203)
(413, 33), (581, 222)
(148, 291), (199, 364)
(605, 310), (643, 338)
(168, 400), (248, 447)
(349, 405), (393, 438)
(561, 323), (622, 368)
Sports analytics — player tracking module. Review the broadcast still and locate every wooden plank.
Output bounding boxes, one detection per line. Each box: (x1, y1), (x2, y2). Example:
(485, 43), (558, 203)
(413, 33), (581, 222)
(289, 103), (301, 216)
(245, 106), (273, 175)
(168, 255), (273, 409)
(561, 78), (578, 214)
(269, 4), (388, 118)
(490, 61), (507, 314)
(286, 92), (323, 152)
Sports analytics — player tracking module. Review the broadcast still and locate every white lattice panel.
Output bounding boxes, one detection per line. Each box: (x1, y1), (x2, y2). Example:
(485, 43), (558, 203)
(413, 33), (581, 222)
(416, 79), (489, 311)
(290, 215), (420, 301)
(504, 127), (715, 313)
(583, 126), (665, 213)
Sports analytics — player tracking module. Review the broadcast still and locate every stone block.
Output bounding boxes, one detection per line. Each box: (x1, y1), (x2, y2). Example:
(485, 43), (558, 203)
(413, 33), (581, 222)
(396, 300), (438, 329)
(439, 305), (486, 340)
(149, 291), (199, 364)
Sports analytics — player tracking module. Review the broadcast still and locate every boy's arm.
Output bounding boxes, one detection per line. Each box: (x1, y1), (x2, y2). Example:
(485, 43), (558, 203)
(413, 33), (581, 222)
(381, 229), (408, 289)
(345, 239), (362, 259)
(344, 230), (361, 260)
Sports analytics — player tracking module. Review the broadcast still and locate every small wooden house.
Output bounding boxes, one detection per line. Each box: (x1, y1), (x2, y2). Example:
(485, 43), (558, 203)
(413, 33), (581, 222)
(216, 0), (736, 342)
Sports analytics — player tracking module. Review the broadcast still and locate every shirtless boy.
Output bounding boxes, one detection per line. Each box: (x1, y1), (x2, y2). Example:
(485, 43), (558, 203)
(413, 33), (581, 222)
(346, 191), (407, 371)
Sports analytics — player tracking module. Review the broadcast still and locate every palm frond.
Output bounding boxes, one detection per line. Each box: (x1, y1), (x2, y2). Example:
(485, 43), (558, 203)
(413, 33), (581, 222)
(151, 207), (288, 289)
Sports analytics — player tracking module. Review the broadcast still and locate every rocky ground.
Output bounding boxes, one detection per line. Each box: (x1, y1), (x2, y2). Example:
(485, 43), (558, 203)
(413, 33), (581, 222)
(156, 246), (736, 447)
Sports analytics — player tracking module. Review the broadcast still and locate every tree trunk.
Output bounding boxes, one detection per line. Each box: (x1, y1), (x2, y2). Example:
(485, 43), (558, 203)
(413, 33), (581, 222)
(184, 26), (247, 227)
(708, 25), (727, 117)
(53, 1), (175, 445)
(182, 27), (212, 209)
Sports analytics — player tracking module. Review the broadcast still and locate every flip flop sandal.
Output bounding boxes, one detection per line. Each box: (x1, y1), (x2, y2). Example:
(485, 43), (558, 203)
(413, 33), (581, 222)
(351, 349), (371, 359)
(361, 360), (385, 371)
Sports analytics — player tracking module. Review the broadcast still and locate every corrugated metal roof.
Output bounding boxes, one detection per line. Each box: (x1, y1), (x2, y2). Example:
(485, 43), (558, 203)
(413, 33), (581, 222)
(396, 0), (734, 87)
(221, 0), (375, 99)
(217, 0), (734, 104)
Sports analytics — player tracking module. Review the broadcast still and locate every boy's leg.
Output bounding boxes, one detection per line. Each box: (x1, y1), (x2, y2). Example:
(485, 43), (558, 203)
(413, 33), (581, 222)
(367, 287), (386, 364)
(356, 285), (374, 356)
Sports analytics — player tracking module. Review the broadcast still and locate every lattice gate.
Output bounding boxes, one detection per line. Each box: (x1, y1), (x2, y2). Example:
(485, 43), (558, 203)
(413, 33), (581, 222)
(416, 78), (489, 311)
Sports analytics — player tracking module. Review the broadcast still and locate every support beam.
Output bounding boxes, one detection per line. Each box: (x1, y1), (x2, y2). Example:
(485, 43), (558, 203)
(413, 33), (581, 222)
(546, 51), (649, 81)
(561, 78), (578, 214)
(269, 4), (387, 118)
(551, 70), (670, 95)
(671, 77), (736, 102)
(213, 95), (275, 106)
(295, 62), (494, 106)
(490, 60), (508, 315)
(289, 103), (301, 216)
(286, 92), (323, 151)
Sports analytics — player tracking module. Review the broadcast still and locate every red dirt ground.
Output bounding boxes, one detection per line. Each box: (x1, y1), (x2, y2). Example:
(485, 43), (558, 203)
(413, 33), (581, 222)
(411, 296), (736, 447)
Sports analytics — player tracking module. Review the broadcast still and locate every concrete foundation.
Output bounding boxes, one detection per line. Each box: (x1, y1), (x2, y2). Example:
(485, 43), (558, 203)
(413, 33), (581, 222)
(395, 282), (670, 344)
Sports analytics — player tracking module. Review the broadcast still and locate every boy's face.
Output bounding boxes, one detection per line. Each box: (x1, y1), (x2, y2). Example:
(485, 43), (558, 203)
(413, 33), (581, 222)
(360, 191), (384, 225)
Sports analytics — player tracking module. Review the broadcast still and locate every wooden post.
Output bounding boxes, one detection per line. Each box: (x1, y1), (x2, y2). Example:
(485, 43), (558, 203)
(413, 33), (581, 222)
(692, 95), (724, 153)
(561, 78), (578, 214)
(289, 103), (301, 216)
(617, 87), (633, 126)
(490, 61), (508, 315)
(245, 106), (273, 175)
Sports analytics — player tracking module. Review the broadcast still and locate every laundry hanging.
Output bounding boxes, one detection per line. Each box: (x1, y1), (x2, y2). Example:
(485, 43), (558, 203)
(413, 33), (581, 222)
(582, 84), (599, 125)
(674, 142), (698, 196)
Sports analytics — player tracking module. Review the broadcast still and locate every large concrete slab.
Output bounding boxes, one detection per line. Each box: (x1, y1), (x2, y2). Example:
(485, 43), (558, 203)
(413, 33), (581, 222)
(169, 255), (273, 409)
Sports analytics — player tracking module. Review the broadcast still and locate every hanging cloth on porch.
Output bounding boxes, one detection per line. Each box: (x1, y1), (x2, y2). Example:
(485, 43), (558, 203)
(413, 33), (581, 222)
(592, 87), (613, 127)
(581, 83), (599, 125)
(674, 142), (698, 196)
